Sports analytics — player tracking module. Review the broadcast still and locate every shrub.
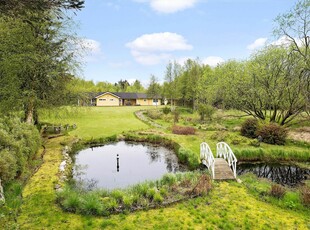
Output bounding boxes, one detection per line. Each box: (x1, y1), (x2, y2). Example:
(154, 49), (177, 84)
(256, 123), (287, 145)
(172, 126), (195, 135)
(240, 118), (259, 138)
(197, 103), (215, 121)
(270, 184), (286, 198)
(173, 109), (180, 124)
(300, 186), (310, 207)
(210, 131), (229, 142)
(147, 110), (162, 119)
(0, 116), (41, 184)
(162, 107), (171, 115)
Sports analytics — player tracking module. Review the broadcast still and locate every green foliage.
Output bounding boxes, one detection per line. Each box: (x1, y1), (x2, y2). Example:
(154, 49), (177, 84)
(0, 116), (41, 184)
(147, 110), (162, 119)
(162, 107), (171, 115)
(173, 109), (180, 124)
(57, 171), (206, 216)
(177, 148), (200, 170)
(197, 103), (215, 121)
(110, 189), (124, 203)
(153, 193), (164, 204)
(256, 123), (287, 145)
(241, 118), (259, 138)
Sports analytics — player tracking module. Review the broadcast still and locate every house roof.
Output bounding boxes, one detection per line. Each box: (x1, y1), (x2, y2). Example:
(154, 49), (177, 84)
(94, 92), (160, 99)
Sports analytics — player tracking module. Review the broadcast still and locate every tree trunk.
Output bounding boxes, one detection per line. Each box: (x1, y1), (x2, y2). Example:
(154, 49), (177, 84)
(25, 100), (35, 124)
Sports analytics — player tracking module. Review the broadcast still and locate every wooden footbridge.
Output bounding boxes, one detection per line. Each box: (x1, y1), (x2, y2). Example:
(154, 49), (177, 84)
(200, 142), (237, 180)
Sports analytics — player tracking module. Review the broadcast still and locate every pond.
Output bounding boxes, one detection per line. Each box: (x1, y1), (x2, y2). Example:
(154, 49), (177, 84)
(73, 141), (181, 190)
(237, 163), (310, 186)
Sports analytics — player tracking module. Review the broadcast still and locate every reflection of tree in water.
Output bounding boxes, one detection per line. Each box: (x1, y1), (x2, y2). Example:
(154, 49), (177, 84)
(146, 146), (179, 173)
(146, 146), (161, 162)
(238, 164), (310, 186)
(72, 164), (98, 191)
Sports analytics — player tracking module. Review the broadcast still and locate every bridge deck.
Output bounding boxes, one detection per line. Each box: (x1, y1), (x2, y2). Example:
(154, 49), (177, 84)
(214, 158), (235, 180)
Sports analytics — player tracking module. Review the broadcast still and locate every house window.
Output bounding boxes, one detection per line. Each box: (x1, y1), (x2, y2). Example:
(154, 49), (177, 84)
(110, 99), (114, 101)
(153, 99), (158, 103)
(99, 99), (106, 101)
(144, 99), (147, 102)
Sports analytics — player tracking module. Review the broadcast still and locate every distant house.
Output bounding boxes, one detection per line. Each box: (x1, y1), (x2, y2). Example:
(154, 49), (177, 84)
(92, 92), (161, 106)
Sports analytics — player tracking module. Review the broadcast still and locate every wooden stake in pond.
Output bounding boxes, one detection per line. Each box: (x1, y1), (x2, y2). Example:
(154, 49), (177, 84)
(117, 154), (119, 172)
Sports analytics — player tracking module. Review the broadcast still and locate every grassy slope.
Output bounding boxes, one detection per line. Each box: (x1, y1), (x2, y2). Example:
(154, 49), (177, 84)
(16, 107), (310, 229)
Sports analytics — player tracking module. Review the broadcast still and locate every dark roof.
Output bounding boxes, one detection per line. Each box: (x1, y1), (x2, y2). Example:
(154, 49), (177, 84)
(94, 92), (160, 99)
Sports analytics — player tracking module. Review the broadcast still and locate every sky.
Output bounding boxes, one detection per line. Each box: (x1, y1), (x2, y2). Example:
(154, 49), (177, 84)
(74, 0), (297, 85)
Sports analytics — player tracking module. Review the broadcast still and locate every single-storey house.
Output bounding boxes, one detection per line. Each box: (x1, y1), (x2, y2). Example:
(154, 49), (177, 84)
(92, 92), (161, 106)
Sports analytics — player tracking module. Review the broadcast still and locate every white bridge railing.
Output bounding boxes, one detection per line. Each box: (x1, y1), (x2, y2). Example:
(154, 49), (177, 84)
(216, 142), (237, 178)
(200, 142), (215, 179)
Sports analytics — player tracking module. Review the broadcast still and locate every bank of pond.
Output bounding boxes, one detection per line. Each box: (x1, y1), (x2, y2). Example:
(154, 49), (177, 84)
(55, 138), (309, 216)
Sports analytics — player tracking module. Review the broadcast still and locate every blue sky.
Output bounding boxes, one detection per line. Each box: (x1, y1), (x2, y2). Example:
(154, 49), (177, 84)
(75, 0), (296, 85)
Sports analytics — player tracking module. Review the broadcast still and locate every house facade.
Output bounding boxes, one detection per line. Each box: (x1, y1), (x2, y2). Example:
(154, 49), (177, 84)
(93, 92), (161, 106)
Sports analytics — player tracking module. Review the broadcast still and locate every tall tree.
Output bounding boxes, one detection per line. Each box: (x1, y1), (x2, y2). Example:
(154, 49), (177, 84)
(0, 0), (84, 123)
(147, 75), (161, 106)
(274, 0), (310, 116)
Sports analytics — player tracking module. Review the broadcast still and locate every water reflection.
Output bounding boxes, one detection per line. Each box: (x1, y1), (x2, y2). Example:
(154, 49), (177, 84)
(238, 163), (310, 186)
(73, 141), (180, 190)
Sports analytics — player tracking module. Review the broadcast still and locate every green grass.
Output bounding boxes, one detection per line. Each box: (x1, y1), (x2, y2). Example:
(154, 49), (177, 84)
(2, 106), (309, 229)
(39, 106), (149, 139)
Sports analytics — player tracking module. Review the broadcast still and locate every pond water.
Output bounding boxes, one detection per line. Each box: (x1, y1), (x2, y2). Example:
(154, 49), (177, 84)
(237, 163), (310, 186)
(73, 141), (180, 190)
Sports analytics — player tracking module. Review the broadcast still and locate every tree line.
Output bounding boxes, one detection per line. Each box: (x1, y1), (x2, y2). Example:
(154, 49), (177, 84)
(160, 0), (310, 126)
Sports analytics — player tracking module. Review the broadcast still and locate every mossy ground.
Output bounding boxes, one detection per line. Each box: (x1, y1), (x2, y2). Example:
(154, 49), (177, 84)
(2, 106), (309, 229)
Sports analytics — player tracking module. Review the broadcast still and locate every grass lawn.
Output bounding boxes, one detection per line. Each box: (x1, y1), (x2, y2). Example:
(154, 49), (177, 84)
(39, 106), (149, 139)
(8, 106), (309, 229)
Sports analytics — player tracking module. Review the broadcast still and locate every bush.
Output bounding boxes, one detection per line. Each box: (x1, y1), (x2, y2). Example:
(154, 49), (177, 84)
(197, 103), (215, 121)
(162, 107), (171, 115)
(147, 110), (162, 119)
(172, 126), (195, 135)
(210, 131), (229, 142)
(256, 123), (287, 145)
(241, 118), (259, 138)
(173, 109), (180, 124)
(270, 184), (286, 198)
(0, 116), (41, 184)
(300, 186), (310, 207)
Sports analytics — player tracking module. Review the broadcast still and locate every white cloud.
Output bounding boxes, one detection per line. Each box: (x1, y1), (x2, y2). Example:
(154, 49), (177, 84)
(271, 36), (303, 47)
(134, 0), (198, 13)
(247, 38), (268, 50)
(202, 56), (225, 67)
(126, 32), (193, 65)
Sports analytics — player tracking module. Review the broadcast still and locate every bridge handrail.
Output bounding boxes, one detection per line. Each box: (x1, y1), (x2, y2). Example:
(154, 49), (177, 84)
(216, 142), (237, 178)
(200, 142), (215, 179)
